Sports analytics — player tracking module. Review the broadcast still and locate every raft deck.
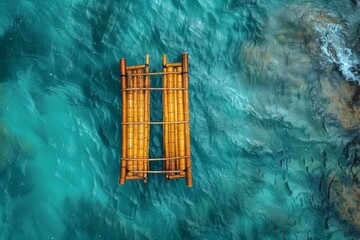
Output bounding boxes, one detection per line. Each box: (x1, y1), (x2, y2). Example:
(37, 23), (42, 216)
(119, 53), (192, 187)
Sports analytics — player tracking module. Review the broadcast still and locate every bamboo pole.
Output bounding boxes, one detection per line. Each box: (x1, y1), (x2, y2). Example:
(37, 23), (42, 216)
(166, 62), (182, 67)
(168, 174), (187, 179)
(127, 70), (134, 176)
(174, 69), (180, 175)
(126, 175), (146, 180)
(168, 66), (176, 176)
(127, 71), (180, 77)
(137, 68), (144, 178)
(176, 67), (186, 176)
(182, 53), (192, 187)
(120, 58), (127, 184)
(133, 70), (138, 175)
(144, 54), (150, 181)
(166, 67), (175, 176)
(126, 64), (147, 70)
(162, 54), (170, 179)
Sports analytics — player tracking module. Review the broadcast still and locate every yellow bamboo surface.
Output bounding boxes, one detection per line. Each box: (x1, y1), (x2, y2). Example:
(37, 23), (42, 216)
(162, 55), (170, 178)
(120, 55), (150, 182)
(163, 55), (190, 180)
(127, 64), (146, 70)
(174, 68), (179, 173)
(120, 53), (191, 186)
(167, 66), (176, 176)
(137, 68), (144, 177)
(176, 67), (186, 175)
(133, 71), (139, 175)
(166, 62), (182, 67)
(126, 70), (134, 176)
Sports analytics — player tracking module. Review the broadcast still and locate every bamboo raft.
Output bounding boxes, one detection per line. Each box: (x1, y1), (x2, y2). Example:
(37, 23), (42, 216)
(119, 53), (192, 187)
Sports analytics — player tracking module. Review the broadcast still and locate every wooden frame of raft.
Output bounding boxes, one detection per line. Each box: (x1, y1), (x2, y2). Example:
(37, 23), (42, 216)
(119, 53), (192, 187)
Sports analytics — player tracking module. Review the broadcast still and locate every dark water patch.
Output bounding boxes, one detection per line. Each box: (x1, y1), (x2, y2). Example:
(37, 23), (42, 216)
(82, 62), (126, 160)
(0, 138), (33, 199)
(170, 0), (187, 13)
(176, 186), (247, 239)
(228, 0), (258, 11)
(243, 10), (265, 44)
(352, 24), (360, 54)
(342, 136), (360, 168)
(225, 25), (244, 71)
(0, 15), (48, 59)
(0, 124), (33, 174)
(258, 212), (296, 239)
(0, 125), (34, 200)
(0, 15), (51, 82)
(78, 63), (119, 122)
(0, 126), (14, 174)
(177, 218), (201, 240)
(0, 162), (33, 198)
(349, 85), (360, 108)
(86, 0), (114, 53)
(97, 126), (110, 147)
(62, 196), (149, 239)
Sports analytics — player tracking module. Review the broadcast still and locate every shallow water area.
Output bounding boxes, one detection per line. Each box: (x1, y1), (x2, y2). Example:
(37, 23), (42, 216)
(1, 0), (360, 239)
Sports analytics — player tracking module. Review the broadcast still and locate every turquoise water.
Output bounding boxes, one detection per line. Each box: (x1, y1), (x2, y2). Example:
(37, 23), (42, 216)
(1, 0), (360, 239)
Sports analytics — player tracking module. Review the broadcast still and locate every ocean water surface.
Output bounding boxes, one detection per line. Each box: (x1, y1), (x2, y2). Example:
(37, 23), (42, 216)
(1, 0), (360, 239)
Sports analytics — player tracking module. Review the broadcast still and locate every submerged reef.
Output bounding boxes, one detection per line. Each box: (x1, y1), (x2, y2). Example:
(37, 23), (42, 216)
(329, 137), (360, 232)
(0, 123), (26, 174)
(241, 3), (360, 236)
(0, 124), (13, 174)
(0, 123), (34, 173)
(330, 176), (360, 232)
(320, 76), (360, 129)
(0, 123), (34, 197)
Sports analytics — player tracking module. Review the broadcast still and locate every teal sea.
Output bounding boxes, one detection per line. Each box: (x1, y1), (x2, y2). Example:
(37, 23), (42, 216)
(1, 0), (360, 239)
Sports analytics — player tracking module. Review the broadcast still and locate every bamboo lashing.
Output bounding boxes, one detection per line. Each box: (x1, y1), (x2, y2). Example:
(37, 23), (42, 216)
(130, 170), (185, 173)
(119, 53), (192, 187)
(122, 121), (189, 125)
(127, 71), (183, 76)
(123, 87), (188, 91)
(122, 156), (191, 161)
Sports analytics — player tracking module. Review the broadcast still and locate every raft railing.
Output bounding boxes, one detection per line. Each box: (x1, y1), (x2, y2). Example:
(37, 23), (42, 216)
(119, 53), (192, 187)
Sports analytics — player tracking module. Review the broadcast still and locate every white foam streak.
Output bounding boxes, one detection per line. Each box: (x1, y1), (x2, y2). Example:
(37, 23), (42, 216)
(314, 22), (360, 83)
